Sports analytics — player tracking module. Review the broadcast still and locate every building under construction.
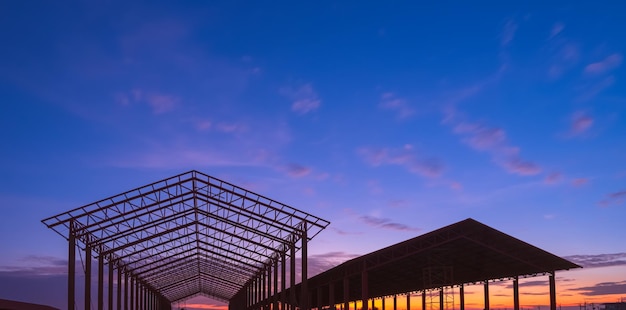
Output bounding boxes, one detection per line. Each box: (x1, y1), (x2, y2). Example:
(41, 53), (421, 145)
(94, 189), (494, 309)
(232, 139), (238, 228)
(42, 170), (580, 310)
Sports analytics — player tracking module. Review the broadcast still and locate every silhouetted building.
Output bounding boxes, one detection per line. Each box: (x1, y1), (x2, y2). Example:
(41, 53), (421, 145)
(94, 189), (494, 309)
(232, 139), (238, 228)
(0, 299), (59, 310)
(604, 302), (626, 310)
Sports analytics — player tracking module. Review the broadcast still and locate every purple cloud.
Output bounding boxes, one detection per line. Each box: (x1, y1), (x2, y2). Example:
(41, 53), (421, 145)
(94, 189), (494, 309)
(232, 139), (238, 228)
(598, 190), (626, 207)
(116, 89), (179, 114)
(569, 111), (594, 136)
(569, 281), (626, 296)
(544, 172), (562, 184)
(585, 53), (623, 75)
(358, 215), (420, 232)
(284, 163), (312, 178)
(358, 145), (443, 178)
(549, 22), (565, 39)
(447, 116), (541, 176)
(379, 92), (415, 119)
(571, 178), (589, 187)
(280, 83), (321, 114)
(564, 252), (626, 268)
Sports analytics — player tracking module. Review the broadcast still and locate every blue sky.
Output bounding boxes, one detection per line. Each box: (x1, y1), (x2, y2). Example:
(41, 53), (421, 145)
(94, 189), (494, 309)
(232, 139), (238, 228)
(1, 1), (625, 308)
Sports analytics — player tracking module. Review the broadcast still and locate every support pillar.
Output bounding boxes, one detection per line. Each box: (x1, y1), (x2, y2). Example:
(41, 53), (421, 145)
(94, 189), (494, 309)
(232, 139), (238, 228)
(85, 244), (92, 310)
(439, 288), (444, 310)
(382, 296), (385, 310)
(394, 295), (397, 310)
(117, 266), (122, 310)
(290, 244), (296, 307)
(98, 253), (104, 310)
(406, 294), (410, 310)
(274, 259), (279, 310)
(549, 272), (557, 310)
(124, 272), (129, 310)
(460, 284), (465, 310)
(513, 277), (520, 310)
(281, 253), (286, 310)
(68, 221), (76, 310)
(484, 281), (489, 310)
(422, 291), (426, 310)
(108, 259), (114, 310)
(301, 227), (308, 310)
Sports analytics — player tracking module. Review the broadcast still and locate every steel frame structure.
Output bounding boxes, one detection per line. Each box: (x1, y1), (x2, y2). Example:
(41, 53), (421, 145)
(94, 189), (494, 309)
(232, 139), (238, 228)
(42, 170), (330, 310)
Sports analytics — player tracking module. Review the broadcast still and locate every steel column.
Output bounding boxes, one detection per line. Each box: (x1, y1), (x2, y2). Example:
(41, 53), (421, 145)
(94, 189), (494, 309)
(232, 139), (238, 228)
(513, 277), (520, 310)
(394, 295), (397, 310)
(124, 272), (129, 310)
(302, 227), (308, 310)
(281, 253), (286, 310)
(440, 288), (444, 310)
(290, 244), (296, 308)
(382, 296), (385, 310)
(484, 281), (489, 310)
(98, 253), (104, 310)
(117, 266), (121, 310)
(406, 294), (410, 310)
(549, 272), (557, 310)
(274, 259), (279, 310)
(85, 244), (92, 310)
(68, 220), (76, 310)
(422, 291), (426, 310)
(108, 259), (114, 310)
(130, 277), (134, 310)
(460, 284), (464, 310)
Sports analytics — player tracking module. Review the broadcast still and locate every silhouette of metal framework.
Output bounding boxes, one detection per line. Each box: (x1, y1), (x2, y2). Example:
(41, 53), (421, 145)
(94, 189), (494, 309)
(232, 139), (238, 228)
(42, 170), (330, 310)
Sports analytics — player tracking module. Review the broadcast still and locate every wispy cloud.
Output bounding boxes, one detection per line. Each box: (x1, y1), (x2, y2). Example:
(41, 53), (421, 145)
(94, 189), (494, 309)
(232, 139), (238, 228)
(598, 190), (626, 207)
(571, 178), (589, 187)
(584, 53), (623, 75)
(447, 114), (541, 176)
(283, 163), (312, 178)
(280, 83), (321, 114)
(569, 281), (626, 296)
(544, 172), (562, 184)
(358, 144), (443, 178)
(116, 89), (179, 114)
(549, 22), (565, 39)
(501, 19), (518, 47)
(568, 111), (594, 136)
(379, 92), (414, 119)
(358, 215), (420, 232)
(564, 252), (626, 268)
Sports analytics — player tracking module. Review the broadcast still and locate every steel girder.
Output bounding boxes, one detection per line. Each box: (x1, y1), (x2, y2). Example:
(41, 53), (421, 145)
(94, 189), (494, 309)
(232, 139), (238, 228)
(42, 170), (330, 304)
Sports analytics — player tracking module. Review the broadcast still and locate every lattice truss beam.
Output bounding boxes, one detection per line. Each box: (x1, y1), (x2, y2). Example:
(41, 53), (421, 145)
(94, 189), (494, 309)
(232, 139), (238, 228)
(42, 170), (330, 303)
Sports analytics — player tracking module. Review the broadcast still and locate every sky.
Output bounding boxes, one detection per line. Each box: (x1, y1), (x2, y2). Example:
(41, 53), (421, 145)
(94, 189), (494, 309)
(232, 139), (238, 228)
(0, 1), (625, 309)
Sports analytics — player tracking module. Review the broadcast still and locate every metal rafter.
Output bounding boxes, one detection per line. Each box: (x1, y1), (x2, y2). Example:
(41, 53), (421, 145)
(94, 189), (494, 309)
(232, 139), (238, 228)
(42, 170), (330, 305)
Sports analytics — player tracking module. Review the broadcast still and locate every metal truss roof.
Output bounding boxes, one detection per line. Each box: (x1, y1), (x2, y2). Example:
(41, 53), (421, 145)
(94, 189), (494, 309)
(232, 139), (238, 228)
(42, 170), (330, 303)
(292, 218), (581, 308)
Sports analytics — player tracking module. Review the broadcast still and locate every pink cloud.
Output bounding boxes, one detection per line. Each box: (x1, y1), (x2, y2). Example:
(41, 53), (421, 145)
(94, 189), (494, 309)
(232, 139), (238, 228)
(450, 181), (463, 190)
(285, 163), (312, 178)
(501, 157), (542, 176)
(358, 215), (420, 232)
(281, 83), (321, 114)
(215, 122), (247, 133)
(584, 53), (623, 75)
(380, 92), (414, 118)
(572, 178), (589, 187)
(544, 172), (562, 184)
(598, 190), (626, 207)
(449, 118), (541, 176)
(569, 112), (594, 136)
(358, 145), (443, 178)
(146, 94), (178, 114)
(367, 180), (384, 195)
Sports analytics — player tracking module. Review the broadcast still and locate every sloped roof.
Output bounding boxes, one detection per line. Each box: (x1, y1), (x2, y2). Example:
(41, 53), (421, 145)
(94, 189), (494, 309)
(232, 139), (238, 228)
(298, 218), (581, 307)
(42, 170), (329, 303)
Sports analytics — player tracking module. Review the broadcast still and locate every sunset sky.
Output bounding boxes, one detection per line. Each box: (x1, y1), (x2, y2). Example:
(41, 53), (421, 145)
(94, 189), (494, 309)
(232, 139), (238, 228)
(1, 1), (625, 309)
